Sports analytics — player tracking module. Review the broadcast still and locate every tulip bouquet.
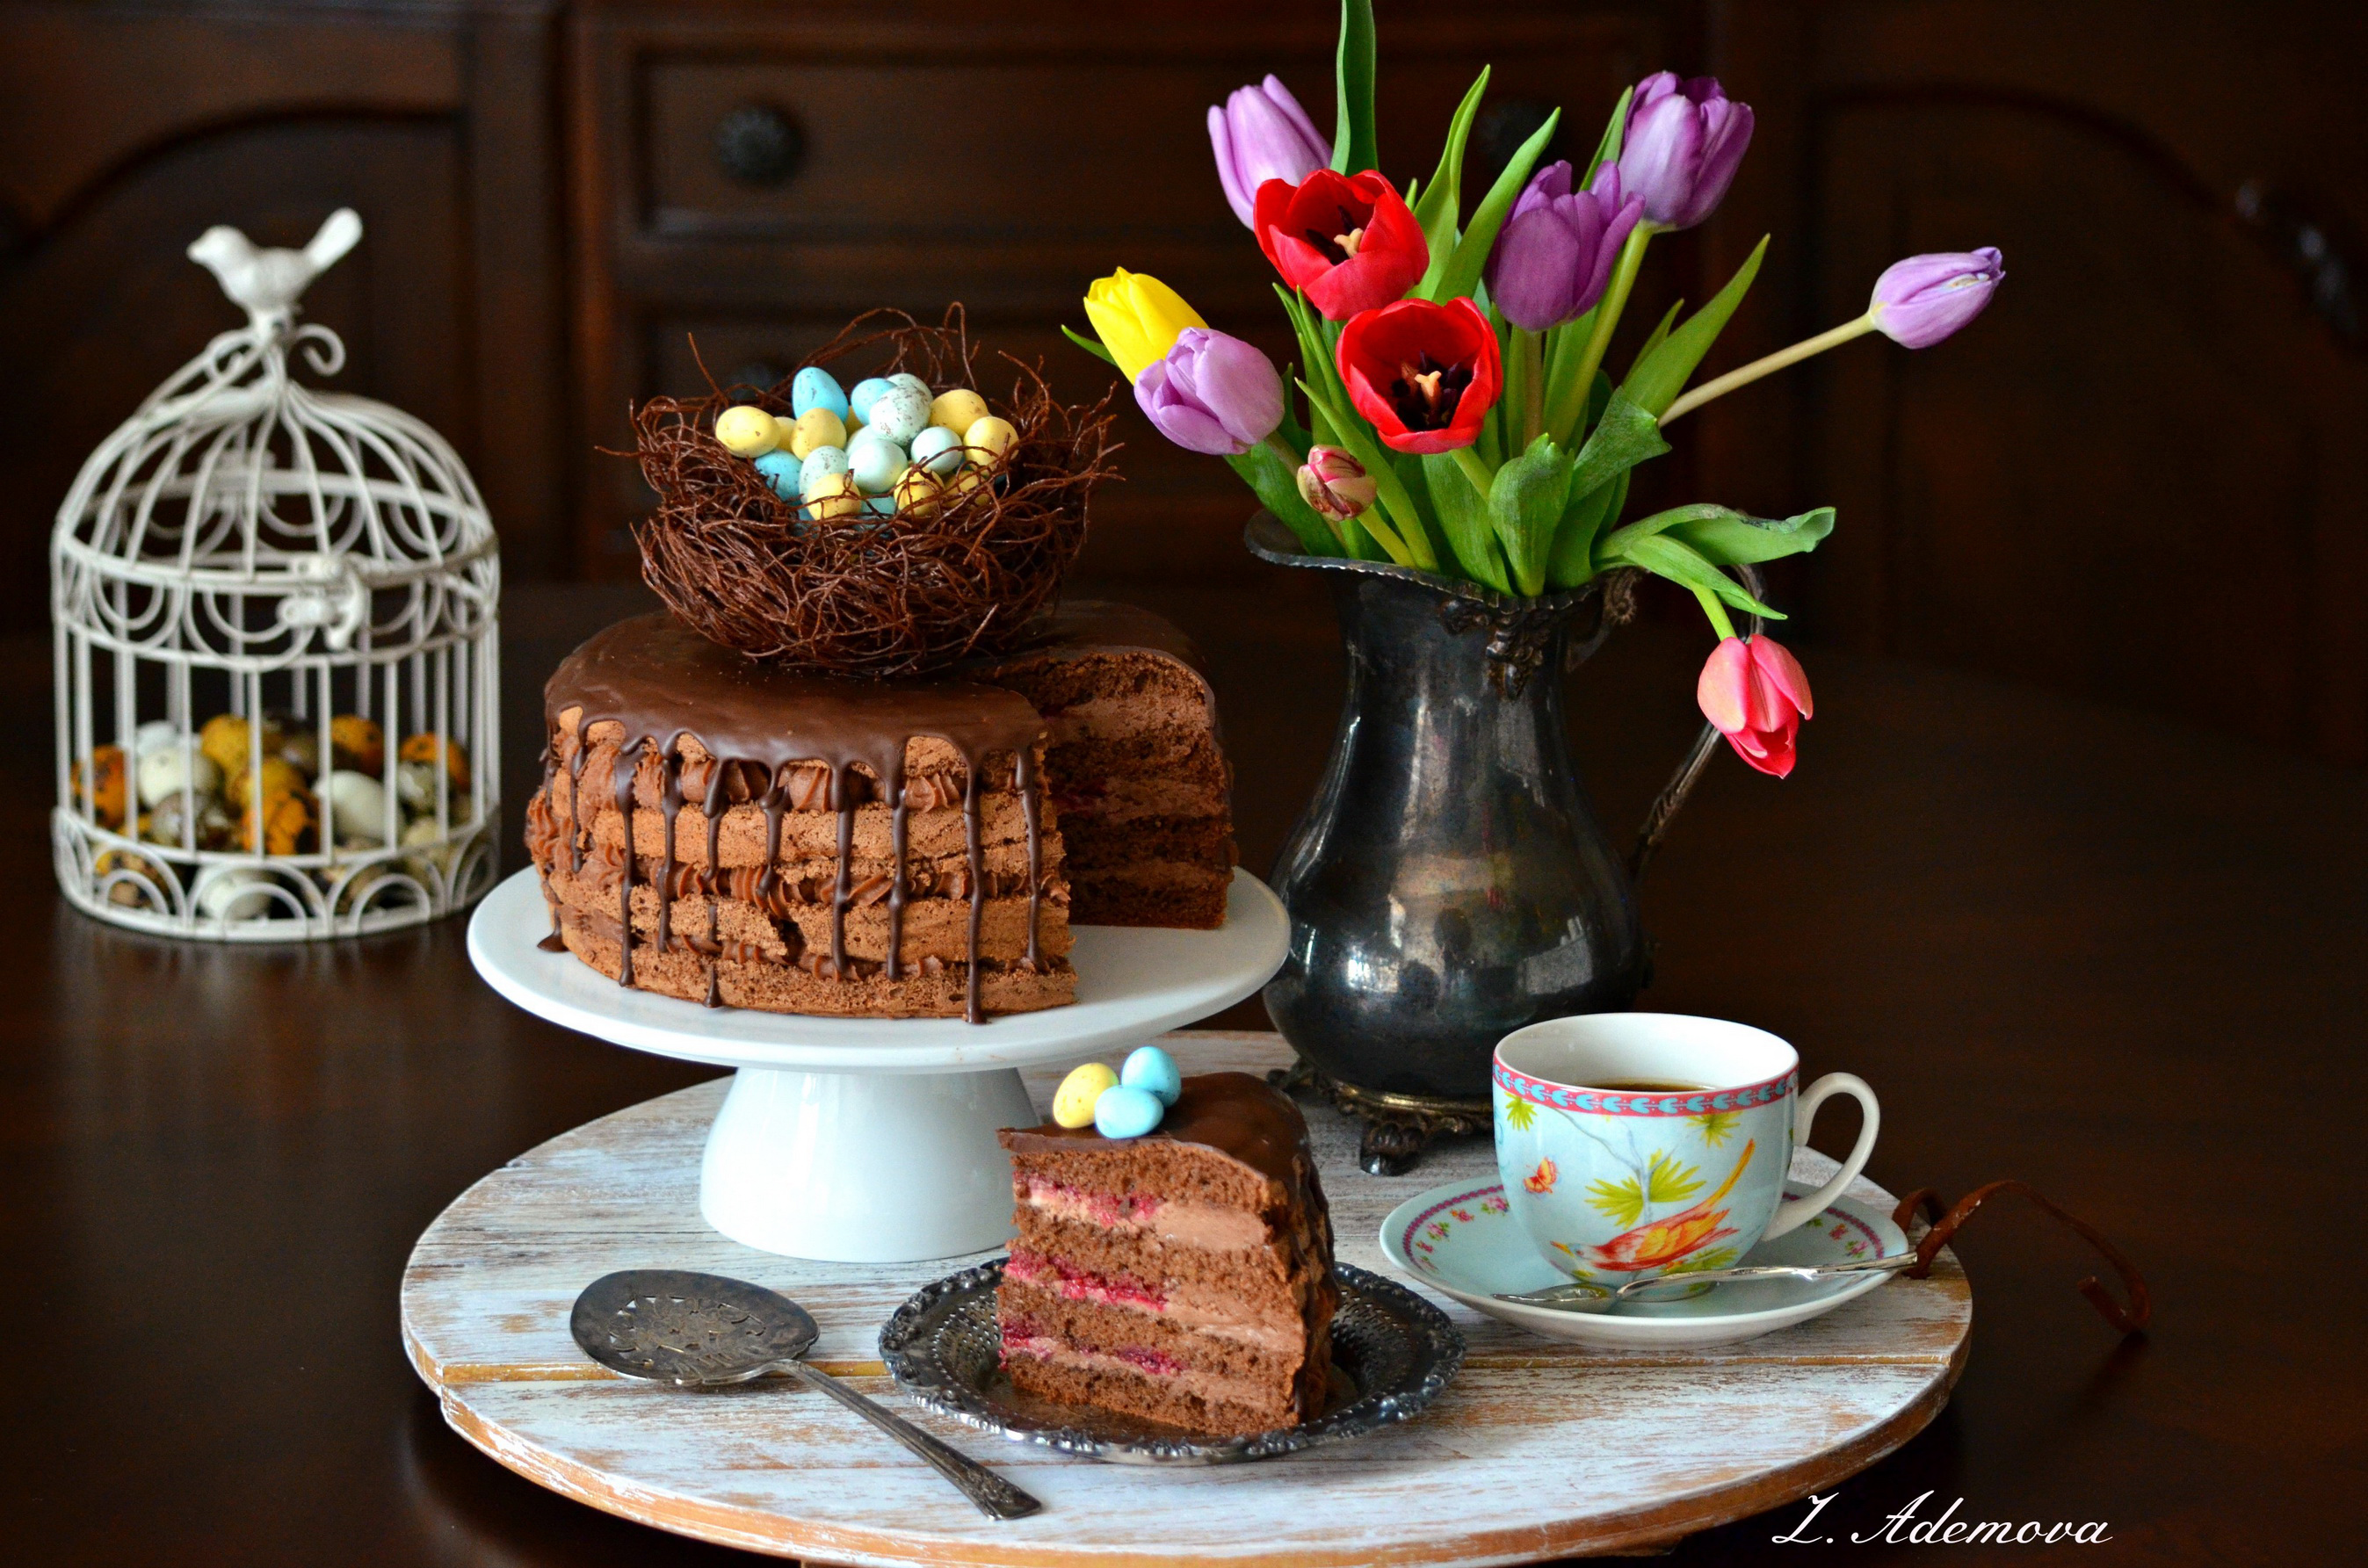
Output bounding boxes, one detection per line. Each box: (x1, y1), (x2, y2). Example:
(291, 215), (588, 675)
(1070, 0), (2002, 777)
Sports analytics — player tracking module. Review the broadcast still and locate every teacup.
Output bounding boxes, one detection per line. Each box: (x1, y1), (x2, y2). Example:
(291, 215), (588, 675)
(1493, 1014), (1879, 1288)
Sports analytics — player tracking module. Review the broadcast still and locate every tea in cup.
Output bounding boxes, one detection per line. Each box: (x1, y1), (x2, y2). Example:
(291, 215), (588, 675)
(1494, 1014), (1879, 1287)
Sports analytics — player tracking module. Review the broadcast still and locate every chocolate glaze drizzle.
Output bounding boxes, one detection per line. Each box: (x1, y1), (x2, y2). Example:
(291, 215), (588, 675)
(1002, 1072), (1312, 1188)
(543, 613), (1046, 1023)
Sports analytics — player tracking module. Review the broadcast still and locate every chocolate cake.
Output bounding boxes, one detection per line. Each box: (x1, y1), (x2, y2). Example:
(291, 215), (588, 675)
(996, 1072), (1337, 1435)
(524, 603), (1234, 1021)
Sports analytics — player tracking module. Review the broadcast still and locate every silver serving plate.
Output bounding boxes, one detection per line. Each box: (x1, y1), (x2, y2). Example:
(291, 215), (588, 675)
(880, 1259), (1464, 1465)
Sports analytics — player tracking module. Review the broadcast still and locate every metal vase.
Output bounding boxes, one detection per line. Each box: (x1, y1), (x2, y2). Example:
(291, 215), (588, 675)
(1249, 516), (1726, 1170)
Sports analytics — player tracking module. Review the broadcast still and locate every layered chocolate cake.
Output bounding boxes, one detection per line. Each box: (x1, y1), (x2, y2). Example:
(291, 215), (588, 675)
(996, 1073), (1337, 1435)
(524, 603), (1233, 1021)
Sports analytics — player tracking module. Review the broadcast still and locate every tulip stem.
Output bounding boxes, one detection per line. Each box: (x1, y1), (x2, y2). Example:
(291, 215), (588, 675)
(1660, 314), (1878, 425)
(1553, 226), (1652, 444)
(1450, 445), (1495, 503)
(1510, 329), (1547, 448)
(1692, 587), (1740, 643)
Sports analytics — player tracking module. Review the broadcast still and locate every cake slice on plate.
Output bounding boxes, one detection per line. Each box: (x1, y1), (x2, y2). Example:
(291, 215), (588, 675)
(995, 1070), (1337, 1436)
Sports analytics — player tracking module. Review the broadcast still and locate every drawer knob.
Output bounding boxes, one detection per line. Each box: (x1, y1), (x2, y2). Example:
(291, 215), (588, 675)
(714, 104), (805, 187)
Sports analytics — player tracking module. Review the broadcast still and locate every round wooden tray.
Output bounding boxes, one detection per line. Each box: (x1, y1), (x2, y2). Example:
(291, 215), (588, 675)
(401, 1032), (1971, 1564)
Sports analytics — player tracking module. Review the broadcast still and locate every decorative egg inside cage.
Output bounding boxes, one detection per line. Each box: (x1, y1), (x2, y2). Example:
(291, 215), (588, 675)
(52, 208), (501, 939)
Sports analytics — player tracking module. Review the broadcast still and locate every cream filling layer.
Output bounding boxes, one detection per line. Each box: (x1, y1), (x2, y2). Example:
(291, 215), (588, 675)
(1001, 1261), (1300, 1354)
(1019, 1179), (1269, 1251)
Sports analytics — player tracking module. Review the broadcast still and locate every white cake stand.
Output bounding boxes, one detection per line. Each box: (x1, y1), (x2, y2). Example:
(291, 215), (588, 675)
(467, 867), (1289, 1263)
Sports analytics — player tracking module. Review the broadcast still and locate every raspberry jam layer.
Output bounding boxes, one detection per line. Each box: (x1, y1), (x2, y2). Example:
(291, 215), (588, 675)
(1005, 1247), (1166, 1311)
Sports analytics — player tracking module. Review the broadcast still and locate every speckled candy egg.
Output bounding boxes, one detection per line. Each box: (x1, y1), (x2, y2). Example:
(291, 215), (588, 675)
(930, 388), (990, 436)
(965, 414), (1018, 464)
(1094, 1084), (1165, 1138)
(909, 424), (965, 476)
(866, 385), (930, 445)
(847, 430), (908, 493)
(1119, 1044), (1184, 1106)
(804, 472), (865, 523)
(714, 404), (780, 457)
(846, 376), (896, 423)
(751, 449), (801, 500)
(787, 408), (847, 459)
(790, 365), (849, 421)
(887, 372), (932, 402)
(1053, 1062), (1118, 1129)
(322, 769), (392, 844)
(135, 744), (221, 808)
(798, 444), (850, 495)
(893, 466), (941, 515)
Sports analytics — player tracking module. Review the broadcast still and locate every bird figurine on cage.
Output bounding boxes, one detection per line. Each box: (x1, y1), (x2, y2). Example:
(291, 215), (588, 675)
(51, 208), (502, 941)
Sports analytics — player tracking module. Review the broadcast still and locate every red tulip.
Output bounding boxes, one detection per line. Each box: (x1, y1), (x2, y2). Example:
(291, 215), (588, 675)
(1697, 635), (1814, 777)
(1253, 169), (1428, 321)
(1336, 297), (1503, 455)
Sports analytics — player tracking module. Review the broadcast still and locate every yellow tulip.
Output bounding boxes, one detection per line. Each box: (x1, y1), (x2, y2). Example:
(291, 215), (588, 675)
(1082, 269), (1207, 382)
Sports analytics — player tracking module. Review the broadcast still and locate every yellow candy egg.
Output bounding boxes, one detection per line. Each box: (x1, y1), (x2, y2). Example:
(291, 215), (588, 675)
(965, 415), (1017, 464)
(931, 389), (990, 436)
(943, 466), (988, 502)
(1053, 1062), (1119, 1129)
(893, 466), (941, 516)
(788, 408), (848, 459)
(804, 472), (864, 523)
(773, 414), (799, 450)
(714, 404), (781, 457)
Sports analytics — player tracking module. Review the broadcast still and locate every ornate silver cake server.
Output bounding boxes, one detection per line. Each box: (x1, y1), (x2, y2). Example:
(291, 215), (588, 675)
(569, 1268), (1043, 1519)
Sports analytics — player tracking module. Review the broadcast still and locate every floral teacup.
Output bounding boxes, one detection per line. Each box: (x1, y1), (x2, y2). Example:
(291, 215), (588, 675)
(1494, 1013), (1879, 1288)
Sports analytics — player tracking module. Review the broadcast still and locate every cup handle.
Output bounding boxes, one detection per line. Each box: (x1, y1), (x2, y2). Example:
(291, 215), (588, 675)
(1763, 1073), (1880, 1240)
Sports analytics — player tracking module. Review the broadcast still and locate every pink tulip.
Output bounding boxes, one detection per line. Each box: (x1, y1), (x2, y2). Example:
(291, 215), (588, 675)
(1870, 247), (2006, 348)
(1697, 635), (1814, 777)
(1296, 445), (1378, 522)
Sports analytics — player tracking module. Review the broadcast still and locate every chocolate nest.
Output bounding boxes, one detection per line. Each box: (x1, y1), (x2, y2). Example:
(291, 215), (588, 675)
(631, 307), (1119, 676)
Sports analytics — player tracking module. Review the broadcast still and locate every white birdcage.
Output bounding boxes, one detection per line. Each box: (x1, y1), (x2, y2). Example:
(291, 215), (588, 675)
(52, 209), (500, 939)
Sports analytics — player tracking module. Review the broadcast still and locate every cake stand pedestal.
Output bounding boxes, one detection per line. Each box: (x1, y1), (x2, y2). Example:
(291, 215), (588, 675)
(467, 867), (1290, 1261)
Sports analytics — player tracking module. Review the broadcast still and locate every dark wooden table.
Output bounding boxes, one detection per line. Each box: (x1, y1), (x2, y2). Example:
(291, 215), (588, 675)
(4, 578), (2360, 1564)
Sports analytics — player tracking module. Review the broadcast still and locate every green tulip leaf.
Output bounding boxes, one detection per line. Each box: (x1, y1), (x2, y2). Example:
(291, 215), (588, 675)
(1621, 235), (1770, 416)
(1428, 108), (1561, 306)
(1609, 531), (1787, 619)
(1667, 505), (1836, 565)
(1414, 69), (1492, 298)
(1546, 469), (1628, 589)
(1489, 434), (1574, 597)
(1331, 0), (1379, 176)
(1224, 448), (1338, 556)
(1062, 324), (1118, 369)
(1422, 452), (1513, 593)
(1626, 300), (1684, 382)
(1566, 393), (1670, 501)
(1597, 502), (1743, 554)
(1582, 83), (1633, 187)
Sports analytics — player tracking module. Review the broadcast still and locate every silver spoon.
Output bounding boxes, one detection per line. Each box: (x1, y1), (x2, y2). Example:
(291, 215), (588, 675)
(570, 1268), (1042, 1520)
(1495, 1252), (1919, 1311)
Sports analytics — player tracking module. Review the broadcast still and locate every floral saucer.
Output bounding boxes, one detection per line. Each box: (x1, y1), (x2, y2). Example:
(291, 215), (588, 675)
(1379, 1179), (1909, 1348)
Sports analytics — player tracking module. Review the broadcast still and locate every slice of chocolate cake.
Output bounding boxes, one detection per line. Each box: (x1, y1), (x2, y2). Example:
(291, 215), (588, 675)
(996, 1072), (1336, 1436)
(974, 602), (1235, 929)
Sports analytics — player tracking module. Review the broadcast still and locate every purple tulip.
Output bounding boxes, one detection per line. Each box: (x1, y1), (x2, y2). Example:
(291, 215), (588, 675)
(1603, 72), (1754, 232)
(1208, 76), (1331, 228)
(1870, 247), (2006, 348)
(1484, 162), (1646, 331)
(1135, 329), (1284, 455)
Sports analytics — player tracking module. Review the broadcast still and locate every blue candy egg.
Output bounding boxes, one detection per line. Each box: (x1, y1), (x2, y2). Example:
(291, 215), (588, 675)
(1093, 1083), (1165, 1138)
(1120, 1044), (1184, 1107)
(846, 377), (897, 423)
(791, 366), (849, 421)
(909, 424), (965, 476)
(867, 385), (931, 445)
(864, 495), (897, 516)
(799, 444), (849, 495)
(847, 431), (908, 493)
(750, 449), (801, 500)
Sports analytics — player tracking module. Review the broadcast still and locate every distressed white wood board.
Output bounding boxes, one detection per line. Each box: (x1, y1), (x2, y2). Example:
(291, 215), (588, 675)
(403, 1031), (1971, 1564)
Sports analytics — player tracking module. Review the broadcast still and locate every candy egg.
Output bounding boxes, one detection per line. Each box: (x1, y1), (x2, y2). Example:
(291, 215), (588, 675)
(1120, 1044), (1184, 1107)
(1054, 1062), (1119, 1129)
(399, 733), (471, 790)
(751, 449), (801, 500)
(909, 424), (965, 476)
(199, 712), (279, 777)
(798, 444), (850, 495)
(322, 769), (392, 845)
(1093, 1084), (1165, 1139)
(143, 791), (235, 850)
(844, 408), (865, 439)
(774, 414), (800, 450)
(395, 760), (440, 816)
(791, 366), (850, 421)
(278, 730), (321, 779)
(329, 714), (383, 774)
(134, 719), (181, 756)
(135, 744), (222, 808)
(846, 376), (896, 423)
(804, 472), (865, 523)
(787, 408), (847, 459)
(236, 789), (315, 856)
(863, 495), (897, 517)
(847, 431), (909, 493)
(226, 755), (308, 813)
(887, 372), (933, 402)
(714, 404), (780, 457)
(964, 415), (1018, 464)
(71, 745), (129, 828)
(893, 466), (941, 515)
(930, 389), (990, 435)
(866, 385), (930, 445)
(198, 867), (279, 921)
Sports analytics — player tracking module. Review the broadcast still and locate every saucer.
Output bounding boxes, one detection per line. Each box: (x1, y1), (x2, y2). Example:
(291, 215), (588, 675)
(1379, 1179), (1908, 1348)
